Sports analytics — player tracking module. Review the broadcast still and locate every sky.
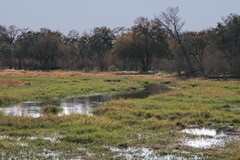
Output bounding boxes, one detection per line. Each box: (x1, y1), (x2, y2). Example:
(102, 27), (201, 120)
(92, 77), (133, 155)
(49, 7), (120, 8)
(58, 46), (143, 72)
(1, 0), (240, 35)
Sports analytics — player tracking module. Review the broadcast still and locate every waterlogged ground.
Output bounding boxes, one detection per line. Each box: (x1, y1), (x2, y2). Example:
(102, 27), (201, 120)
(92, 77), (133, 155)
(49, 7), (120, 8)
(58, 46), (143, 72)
(0, 83), (170, 117)
(0, 71), (239, 159)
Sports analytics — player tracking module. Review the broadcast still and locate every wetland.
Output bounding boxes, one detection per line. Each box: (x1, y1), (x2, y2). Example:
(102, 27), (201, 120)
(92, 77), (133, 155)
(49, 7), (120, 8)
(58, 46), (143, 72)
(0, 71), (239, 159)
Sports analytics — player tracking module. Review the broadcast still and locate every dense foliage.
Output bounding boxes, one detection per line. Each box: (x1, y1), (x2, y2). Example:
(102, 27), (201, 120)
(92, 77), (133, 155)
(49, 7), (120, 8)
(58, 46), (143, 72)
(0, 7), (239, 76)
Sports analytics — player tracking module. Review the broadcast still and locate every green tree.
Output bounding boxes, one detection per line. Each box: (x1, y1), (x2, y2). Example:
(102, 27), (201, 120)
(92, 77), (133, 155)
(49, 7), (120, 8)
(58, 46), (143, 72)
(215, 14), (240, 74)
(0, 25), (20, 68)
(89, 27), (115, 71)
(132, 17), (169, 72)
(77, 33), (91, 70)
(113, 33), (139, 70)
(14, 29), (34, 69)
(66, 30), (92, 70)
(28, 29), (69, 70)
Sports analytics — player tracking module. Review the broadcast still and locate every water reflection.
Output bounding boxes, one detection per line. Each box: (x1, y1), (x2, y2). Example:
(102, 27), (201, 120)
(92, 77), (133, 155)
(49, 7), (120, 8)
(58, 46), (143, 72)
(59, 94), (112, 115)
(0, 95), (112, 117)
(109, 147), (198, 160)
(181, 128), (226, 148)
(0, 84), (169, 117)
(0, 104), (42, 117)
(181, 128), (225, 137)
(183, 137), (224, 148)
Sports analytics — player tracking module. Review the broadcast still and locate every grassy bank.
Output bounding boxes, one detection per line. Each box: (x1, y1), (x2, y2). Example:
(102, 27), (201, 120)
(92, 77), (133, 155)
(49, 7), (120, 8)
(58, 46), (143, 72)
(0, 71), (239, 159)
(0, 71), (147, 107)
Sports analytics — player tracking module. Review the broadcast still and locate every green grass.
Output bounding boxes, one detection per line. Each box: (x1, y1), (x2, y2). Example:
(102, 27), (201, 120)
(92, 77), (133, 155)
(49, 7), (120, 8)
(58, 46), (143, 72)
(0, 73), (143, 107)
(0, 71), (239, 159)
(43, 105), (62, 114)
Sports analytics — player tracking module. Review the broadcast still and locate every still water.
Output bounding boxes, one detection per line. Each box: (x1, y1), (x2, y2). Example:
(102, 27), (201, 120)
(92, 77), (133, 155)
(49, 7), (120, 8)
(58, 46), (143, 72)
(181, 128), (226, 148)
(0, 84), (169, 117)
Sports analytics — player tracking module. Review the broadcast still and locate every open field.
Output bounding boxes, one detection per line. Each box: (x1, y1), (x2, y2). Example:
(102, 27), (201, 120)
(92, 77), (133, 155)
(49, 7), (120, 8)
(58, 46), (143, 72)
(0, 71), (239, 159)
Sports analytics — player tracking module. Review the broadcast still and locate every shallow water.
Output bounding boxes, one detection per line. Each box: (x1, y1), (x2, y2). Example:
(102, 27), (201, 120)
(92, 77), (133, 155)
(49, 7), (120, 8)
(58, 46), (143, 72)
(0, 84), (169, 117)
(109, 147), (192, 160)
(0, 103), (42, 117)
(38, 150), (59, 159)
(181, 128), (226, 148)
(183, 137), (224, 148)
(181, 128), (225, 137)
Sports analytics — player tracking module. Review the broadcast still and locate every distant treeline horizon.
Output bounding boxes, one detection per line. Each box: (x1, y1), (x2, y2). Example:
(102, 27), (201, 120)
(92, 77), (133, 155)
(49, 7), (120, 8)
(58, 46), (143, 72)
(0, 7), (239, 76)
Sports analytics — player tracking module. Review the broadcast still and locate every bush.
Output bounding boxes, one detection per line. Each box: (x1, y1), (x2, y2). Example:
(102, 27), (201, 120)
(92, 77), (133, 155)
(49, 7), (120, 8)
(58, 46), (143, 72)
(43, 105), (62, 114)
(108, 65), (117, 72)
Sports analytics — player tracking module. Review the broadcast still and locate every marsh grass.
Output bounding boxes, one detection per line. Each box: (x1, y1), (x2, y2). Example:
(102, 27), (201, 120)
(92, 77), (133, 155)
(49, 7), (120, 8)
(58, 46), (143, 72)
(43, 105), (62, 114)
(0, 71), (239, 159)
(0, 71), (144, 107)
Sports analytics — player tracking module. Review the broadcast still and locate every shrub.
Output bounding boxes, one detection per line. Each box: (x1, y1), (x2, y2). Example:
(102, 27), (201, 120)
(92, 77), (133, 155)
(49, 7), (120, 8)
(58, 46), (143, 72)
(108, 65), (117, 71)
(43, 105), (62, 114)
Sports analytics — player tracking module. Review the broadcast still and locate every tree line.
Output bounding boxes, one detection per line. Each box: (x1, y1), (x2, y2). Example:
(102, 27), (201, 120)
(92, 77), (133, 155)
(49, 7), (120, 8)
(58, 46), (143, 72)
(0, 7), (239, 76)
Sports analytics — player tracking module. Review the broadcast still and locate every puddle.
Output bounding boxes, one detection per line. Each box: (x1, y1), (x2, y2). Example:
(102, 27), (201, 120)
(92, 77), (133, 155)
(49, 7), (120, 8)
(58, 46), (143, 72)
(0, 84), (169, 117)
(181, 128), (225, 137)
(180, 128), (239, 149)
(58, 94), (111, 116)
(109, 147), (195, 160)
(183, 137), (224, 148)
(0, 135), (60, 144)
(38, 150), (59, 159)
(28, 136), (60, 142)
(0, 104), (42, 117)
(110, 147), (157, 159)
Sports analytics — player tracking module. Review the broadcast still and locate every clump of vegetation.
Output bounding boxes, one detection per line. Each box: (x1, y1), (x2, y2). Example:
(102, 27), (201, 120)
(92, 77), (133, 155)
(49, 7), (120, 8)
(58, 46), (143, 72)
(108, 65), (117, 71)
(43, 105), (62, 114)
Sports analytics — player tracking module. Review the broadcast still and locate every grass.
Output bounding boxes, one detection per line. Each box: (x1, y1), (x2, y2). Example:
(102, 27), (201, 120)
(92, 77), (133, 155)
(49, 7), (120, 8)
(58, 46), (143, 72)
(0, 71), (239, 159)
(0, 71), (144, 107)
(43, 105), (62, 114)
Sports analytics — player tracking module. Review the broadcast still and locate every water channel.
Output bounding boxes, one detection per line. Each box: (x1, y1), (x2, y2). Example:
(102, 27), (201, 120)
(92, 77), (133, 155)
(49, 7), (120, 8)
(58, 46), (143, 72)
(0, 84), (170, 117)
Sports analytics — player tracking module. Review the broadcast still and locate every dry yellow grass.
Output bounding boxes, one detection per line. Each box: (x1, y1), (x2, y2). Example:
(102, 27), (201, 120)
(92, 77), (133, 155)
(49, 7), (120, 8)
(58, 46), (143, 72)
(0, 79), (28, 88)
(0, 70), (174, 81)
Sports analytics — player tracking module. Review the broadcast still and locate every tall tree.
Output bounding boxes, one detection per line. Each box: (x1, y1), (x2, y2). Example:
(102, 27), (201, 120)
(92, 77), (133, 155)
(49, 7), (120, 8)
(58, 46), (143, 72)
(14, 29), (33, 69)
(77, 33), (91, 70)
(66, 30), (91, 70)
(157, 7), (194, 75)
(214, 14), (240, 74)
(133, 17), (169, 71)
(0, 25), (20, 68)
(182, 31), (209, 74)
(113, 33), (139, 70)
(28, 29), (69, 70)
(89, 27), (114, 71)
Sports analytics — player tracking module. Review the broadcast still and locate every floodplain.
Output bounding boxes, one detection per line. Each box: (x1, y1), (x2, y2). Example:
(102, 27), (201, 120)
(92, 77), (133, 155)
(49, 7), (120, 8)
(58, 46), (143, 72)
(0, 71), (239, 159)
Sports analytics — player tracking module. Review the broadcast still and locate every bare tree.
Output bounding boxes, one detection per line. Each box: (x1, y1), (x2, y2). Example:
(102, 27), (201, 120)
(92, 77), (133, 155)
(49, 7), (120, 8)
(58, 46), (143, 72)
(156, 7), (194, 75)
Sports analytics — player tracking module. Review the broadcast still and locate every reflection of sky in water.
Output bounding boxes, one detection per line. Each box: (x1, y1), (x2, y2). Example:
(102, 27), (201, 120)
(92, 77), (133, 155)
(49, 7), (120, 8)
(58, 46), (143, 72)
(181, 128), (225, 137)
(183, 137), (224, 148)
(0, 84), (169, 117)
(59, 95), (111, 115)
(110, 147), (191, 160)
(1, 104), (41, 118)
(0, 94), (112, 117)
(181, 128), (226, 149)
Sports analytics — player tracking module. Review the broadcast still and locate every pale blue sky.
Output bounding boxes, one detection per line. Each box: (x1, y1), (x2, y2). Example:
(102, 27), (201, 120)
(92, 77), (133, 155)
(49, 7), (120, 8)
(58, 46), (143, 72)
(1, 0), (240, 35)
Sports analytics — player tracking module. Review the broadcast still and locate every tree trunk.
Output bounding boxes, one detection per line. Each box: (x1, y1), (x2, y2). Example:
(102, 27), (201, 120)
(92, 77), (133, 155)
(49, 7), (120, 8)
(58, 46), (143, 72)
(179, 41), (194, 75)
